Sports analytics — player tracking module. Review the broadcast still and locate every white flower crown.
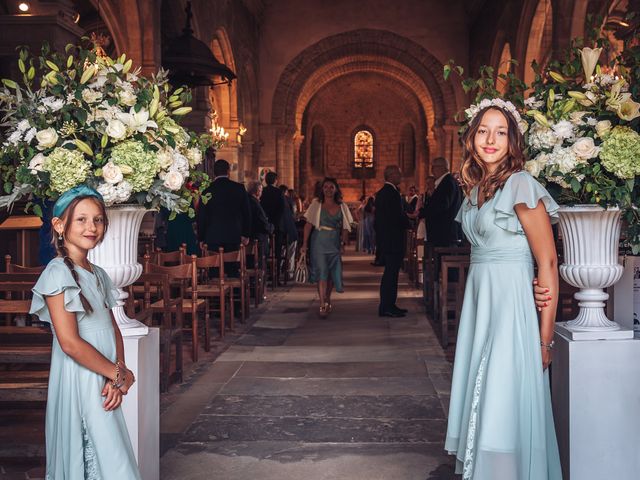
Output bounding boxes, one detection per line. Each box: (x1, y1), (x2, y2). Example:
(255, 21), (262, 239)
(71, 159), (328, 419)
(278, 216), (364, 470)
(464, 98), (527, 134)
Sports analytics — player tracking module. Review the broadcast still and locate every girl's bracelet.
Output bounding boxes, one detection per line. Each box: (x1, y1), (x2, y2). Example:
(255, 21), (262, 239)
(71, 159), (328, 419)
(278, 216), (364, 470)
(540, 340), (555, 351)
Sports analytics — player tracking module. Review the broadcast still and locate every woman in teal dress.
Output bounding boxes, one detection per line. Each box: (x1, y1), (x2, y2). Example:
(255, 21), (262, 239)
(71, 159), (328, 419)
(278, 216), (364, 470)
(29, 186), (141, 479)
(302, 178), (353, 317)
(445, 104), (562, 479)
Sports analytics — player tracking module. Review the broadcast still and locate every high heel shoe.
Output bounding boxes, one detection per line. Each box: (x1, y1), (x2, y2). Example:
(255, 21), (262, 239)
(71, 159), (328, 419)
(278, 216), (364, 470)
(327, 301), (332, 314)
(319, 303), (328, 318)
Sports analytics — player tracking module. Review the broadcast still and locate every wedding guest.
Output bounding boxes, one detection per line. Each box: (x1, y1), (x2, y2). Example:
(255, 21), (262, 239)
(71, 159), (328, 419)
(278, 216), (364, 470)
(261, 171), (286, 274)
(301, 177), (353, 317)
(29, 186), (140, 479)
(375, 165), (412, 317)
(197, 159), (251, 275)
(279, 184), (299, 276)
(362, 197), (376, 254)
(247, 181), (273, 268)
(418, 157), (463, 247)
(444, 102), (562, 478)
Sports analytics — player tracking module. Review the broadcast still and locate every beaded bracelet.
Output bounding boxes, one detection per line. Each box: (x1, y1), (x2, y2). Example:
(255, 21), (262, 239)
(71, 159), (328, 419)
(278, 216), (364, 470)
(540, 340), (555, 351)
(111, 362), (125, 389)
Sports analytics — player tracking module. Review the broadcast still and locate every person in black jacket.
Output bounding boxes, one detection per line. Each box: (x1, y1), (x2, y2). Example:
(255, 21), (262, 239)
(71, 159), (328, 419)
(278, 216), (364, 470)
(375, 165), (412, 317)
(247, 181), (273, 268)
(260, 171), (286, 272)
(418, 157), (463, 247)
(197, 159), (251, 275)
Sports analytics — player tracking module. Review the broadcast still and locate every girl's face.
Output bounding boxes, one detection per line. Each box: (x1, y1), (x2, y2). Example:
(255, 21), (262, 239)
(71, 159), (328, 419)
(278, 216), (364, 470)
(473, 108), (509, 172)
(323, 182), (336, 199)
(56, 199), (105, 252)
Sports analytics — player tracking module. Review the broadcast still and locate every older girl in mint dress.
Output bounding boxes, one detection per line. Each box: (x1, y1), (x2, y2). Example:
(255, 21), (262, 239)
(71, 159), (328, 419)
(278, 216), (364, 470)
(29, 186), (140, 479)
(445, 104), (562, 479)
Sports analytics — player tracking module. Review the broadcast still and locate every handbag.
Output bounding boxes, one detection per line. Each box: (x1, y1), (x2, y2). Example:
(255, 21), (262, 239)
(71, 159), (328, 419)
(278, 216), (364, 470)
(294, 251), (308, 284)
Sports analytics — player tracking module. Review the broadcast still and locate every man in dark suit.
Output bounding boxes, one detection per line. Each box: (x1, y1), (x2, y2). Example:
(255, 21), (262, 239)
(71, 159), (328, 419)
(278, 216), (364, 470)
(419, 157), (463, 247)
(260, 171), (286, 275)
(375, 165), (412, 318)
(247, 180), (273, 268)
(197, 159), (251, 273)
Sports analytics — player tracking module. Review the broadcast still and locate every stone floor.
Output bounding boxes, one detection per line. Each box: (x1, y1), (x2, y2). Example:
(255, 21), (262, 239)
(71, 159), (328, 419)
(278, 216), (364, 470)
(160, 251), (456, 480)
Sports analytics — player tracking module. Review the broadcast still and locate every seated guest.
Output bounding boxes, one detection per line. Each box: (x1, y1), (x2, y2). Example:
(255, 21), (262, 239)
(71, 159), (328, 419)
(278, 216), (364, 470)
(261, 171), (286, 270)
(280, 184), (299, 276)
(247, 181), (273, 268)
(197, 159), (251, 275)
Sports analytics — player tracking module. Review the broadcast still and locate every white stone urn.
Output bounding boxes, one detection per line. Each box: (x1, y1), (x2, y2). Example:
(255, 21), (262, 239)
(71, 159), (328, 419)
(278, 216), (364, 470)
(556, 205), (633, 340)
(88, 204), (151, 336)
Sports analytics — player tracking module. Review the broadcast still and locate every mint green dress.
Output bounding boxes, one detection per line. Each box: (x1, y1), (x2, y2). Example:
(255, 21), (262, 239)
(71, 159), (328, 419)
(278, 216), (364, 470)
(29, 258), (141, 480)
(445, 172), (563, 479)
(309, 208), (344, 292)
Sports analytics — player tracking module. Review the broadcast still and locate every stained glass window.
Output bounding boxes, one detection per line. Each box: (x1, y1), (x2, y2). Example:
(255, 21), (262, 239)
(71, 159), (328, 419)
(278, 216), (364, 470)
(354, 130), (374, 169)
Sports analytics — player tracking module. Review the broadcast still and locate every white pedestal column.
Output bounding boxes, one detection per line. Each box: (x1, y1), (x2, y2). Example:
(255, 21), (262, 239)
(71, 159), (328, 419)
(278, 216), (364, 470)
(122, 328), (160, 480)
(551, 331), (640, 480)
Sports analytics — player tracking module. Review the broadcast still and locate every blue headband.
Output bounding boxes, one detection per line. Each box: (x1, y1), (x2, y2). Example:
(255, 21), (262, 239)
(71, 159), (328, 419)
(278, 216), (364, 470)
(52, 185), (104, 218)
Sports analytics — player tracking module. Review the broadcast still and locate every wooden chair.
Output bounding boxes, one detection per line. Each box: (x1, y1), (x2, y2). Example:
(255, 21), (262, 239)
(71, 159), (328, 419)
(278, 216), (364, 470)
(216, 245), (249, 324)
(438, 255), (470, 348)
(145, 255), (209, 363)
(193, 248), (234, 338)
(151, 244), (187, 266)
(0, 276), (38, 326)
(134, 271), (183, 392)
(267, 233), (279, 289)
(4, 255), (45, 274)
(246, 240), (265, 307)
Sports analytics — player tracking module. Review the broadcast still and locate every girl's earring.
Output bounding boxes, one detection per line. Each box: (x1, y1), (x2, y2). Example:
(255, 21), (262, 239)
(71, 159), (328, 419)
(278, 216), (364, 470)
(58, 233), (63, 241)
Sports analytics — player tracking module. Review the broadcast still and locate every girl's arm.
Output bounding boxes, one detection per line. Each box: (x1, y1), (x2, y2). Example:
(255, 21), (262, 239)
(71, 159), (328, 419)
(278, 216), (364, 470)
(515, 201), (559, 370)
(47, 293), (119, 380)
(112, 314), (125, 365)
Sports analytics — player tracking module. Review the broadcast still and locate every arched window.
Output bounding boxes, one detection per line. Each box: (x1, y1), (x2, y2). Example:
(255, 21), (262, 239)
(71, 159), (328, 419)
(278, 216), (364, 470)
(524, 0), (553, 86)
(497, 43), (512, 94)
(353, 129), (374, 169)
(399, 124), (416, 175)
(310, 125), (326, 174)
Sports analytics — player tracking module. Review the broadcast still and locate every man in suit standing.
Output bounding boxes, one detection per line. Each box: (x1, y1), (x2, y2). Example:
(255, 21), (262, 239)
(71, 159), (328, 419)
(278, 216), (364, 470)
(260, 171), (286, 277)
(419, 157), (463, 247)
(375, 165), (412, 318)
(197, 159), (251, 274)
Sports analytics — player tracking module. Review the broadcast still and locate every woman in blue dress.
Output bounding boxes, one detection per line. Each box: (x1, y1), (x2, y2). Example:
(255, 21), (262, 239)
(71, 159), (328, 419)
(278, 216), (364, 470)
(301, 178), (353, 317)
(29, 185), (141, 479)
(445, 102), (562, 479)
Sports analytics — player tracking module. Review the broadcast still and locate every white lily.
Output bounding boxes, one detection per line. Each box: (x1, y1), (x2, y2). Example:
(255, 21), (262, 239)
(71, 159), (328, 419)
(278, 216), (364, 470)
(118, 107), (158, 134)
(579, 47), (602, 81)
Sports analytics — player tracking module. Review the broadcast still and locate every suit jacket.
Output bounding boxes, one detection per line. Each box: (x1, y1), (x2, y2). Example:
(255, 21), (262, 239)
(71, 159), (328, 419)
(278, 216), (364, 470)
(260, 185), (285, 232)
(249, 196), (273, 239)
(419, 173), (463, 247)
(374, 183), (411, 255)
(197, 177), (251, 248)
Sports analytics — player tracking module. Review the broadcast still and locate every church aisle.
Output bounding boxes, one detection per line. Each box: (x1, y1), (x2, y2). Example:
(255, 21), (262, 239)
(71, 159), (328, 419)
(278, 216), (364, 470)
(160, 250), (455, 480)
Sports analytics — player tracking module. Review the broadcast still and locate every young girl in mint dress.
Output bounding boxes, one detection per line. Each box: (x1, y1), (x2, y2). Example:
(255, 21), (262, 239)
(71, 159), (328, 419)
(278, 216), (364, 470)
(29, 185), (141, 479)
(445, 103), (563, 479)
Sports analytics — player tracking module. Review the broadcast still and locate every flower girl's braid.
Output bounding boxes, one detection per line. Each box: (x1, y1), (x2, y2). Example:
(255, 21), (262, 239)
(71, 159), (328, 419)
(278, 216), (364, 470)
(55, 235), (94, 314)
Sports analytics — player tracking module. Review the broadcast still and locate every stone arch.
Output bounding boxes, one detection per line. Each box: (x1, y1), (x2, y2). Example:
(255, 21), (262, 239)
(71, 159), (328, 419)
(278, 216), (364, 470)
(270, 29), (459, 188)
(515, 0), (554, 85)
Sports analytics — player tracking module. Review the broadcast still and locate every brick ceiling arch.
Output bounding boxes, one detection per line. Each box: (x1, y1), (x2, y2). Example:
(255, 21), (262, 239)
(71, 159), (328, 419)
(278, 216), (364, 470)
(271, 29), (457, 134)
(296, 55), (432, 135)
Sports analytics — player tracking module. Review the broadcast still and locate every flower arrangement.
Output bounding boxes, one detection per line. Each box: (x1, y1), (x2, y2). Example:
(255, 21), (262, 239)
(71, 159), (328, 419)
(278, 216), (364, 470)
(0, 42), (214, 218)
(444, 20), (640, 251)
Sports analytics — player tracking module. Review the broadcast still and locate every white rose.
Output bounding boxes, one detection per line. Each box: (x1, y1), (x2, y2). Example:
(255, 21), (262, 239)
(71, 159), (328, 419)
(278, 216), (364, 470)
(171, 152), (190, 176)
(106, 119), (127, 141)
(102, 162), (124, 184)
(118, 89), (137, 107)
(571, 137), (600, 160)
(163, 170), (184, 191)
(28, 153), (46, 174)
(185, 147), (202, 167)
(595, 120), (612, 139)
(524, 160), (542, 178)
(82, 89), (103, 104)
(35, 128), (58, 150)
(96, 182), (117, 206)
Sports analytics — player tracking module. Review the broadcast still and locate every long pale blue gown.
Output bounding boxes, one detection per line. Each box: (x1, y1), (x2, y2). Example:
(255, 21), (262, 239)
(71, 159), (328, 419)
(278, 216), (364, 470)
(445, 171), (563, 480)
(30, 258), (141, 479)
(309, 208), (345, 292)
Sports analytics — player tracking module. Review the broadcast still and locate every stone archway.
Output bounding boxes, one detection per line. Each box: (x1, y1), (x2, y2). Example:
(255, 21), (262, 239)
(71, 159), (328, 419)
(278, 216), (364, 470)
(268, 29), (460, 190)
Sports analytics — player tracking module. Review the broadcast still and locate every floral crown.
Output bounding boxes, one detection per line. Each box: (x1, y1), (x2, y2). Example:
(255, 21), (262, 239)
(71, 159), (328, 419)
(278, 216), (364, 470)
(464, 98), (527, 134)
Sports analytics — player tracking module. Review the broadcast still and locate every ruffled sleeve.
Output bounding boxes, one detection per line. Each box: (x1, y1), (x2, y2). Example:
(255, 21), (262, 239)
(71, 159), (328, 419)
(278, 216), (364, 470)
(94, 265), (118, 309)
(29, 259), (85, 324)
(493, 171), (559, 235)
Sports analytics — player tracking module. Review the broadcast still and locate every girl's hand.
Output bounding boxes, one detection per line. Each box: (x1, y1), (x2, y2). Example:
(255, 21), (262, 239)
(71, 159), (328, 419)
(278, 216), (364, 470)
(101, 381), (124, 411)
(118, 367), (136, 395)
(533, 277), (552, 311)
(541, 347), (552, 370)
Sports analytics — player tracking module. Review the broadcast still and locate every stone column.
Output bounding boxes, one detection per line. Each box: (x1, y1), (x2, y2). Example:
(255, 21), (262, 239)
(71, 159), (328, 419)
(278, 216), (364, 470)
(276, 125), (296, 187)
(293, 132), (304, 192)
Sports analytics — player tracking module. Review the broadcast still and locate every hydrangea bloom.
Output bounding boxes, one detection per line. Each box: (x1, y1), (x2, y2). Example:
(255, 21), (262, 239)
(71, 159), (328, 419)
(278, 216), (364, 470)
(109, 141), (159, 191)
(599, 126), (640, 179)
(43, 148), (91, 193)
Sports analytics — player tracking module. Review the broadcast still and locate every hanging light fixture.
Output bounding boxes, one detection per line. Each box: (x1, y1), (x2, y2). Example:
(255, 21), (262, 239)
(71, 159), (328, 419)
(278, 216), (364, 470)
(163, 1), (236, 87)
